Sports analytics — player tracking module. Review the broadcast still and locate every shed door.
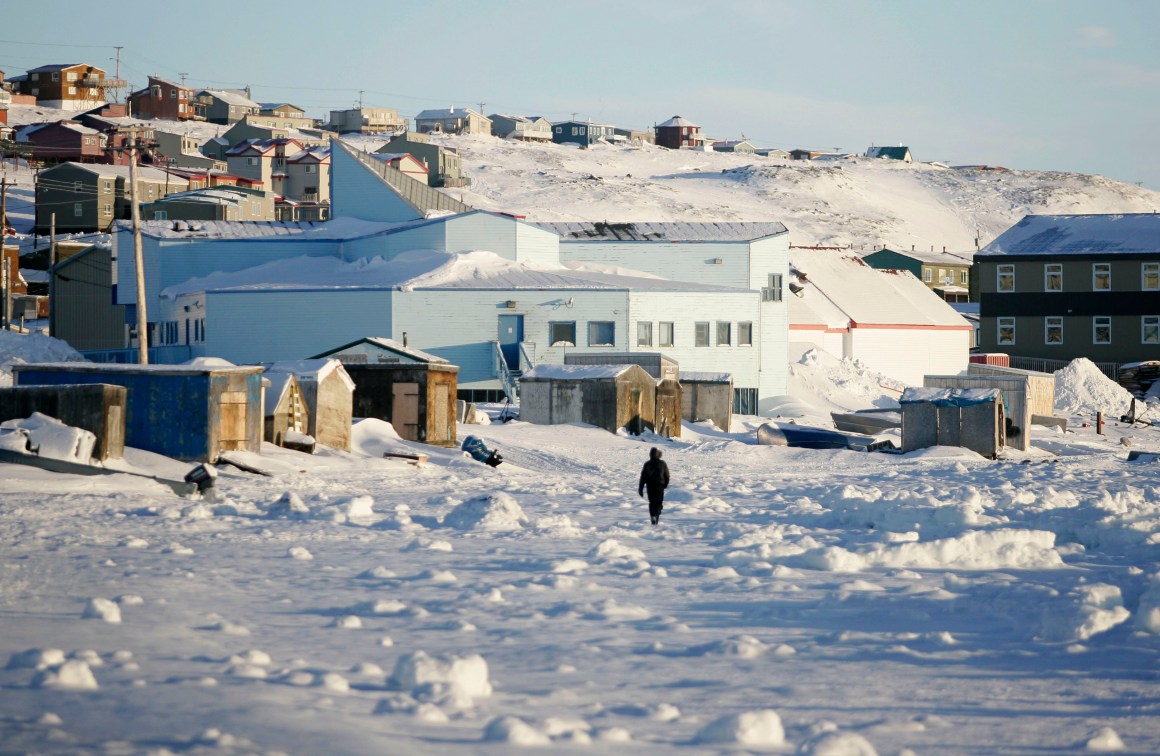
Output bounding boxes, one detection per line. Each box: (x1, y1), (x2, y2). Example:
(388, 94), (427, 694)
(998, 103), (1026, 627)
(433, 386), (450, 443)
(498, 314), (523, 371)
(392, 382), (420, 441)
(219, 390), (249, 451)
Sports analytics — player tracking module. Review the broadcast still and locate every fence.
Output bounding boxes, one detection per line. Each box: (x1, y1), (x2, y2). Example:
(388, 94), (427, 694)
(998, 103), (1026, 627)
(1007, 355), (1120, 381)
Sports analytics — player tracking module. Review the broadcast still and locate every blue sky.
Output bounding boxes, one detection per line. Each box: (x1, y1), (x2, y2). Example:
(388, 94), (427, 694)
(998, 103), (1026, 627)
(3, 0), (1158, 188)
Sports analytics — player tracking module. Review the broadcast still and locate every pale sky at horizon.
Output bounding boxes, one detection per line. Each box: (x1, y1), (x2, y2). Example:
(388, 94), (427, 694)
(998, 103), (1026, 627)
(3, 0), (1158, 189)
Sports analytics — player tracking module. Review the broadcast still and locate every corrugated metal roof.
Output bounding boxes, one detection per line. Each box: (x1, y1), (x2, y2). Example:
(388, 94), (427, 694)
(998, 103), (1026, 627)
(980, 213), (1160, 256)
(536, 221), (787, 242)
(657, 116), (698, 128)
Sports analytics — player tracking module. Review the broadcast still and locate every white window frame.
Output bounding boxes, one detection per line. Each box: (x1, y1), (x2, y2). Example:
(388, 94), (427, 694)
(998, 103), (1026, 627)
(1093, 316), (1111, 345)
(659, 321), (674, 348)
(959, 270), (968, 285)
(67, 71), (77, 81)
(1143, 316), (1160, 345)
(997, 317), (1016, 345)
(1092, 263), (1111, 291)
(1044, 263), (1062, 292)
(1045, 316), (1063, 345)
(738, 321), (753, 347)
(695, 321), (710, 347)
(154, 210), (168, 220)
(636, 321), (652, 347)
(73, 203), (83, 217)
(997, 264), (1014, 292)
(1143, 262), (1160, 291)
(762, 273), (783, 302)
(923, 267), (932, 282)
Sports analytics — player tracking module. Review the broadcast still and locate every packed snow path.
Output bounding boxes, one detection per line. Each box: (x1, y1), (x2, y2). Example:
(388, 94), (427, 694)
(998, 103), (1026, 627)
(1, 417), (1159, 754)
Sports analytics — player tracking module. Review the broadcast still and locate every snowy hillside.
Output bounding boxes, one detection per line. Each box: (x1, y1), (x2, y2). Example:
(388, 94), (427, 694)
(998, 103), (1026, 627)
(343, 132), (1160, 251)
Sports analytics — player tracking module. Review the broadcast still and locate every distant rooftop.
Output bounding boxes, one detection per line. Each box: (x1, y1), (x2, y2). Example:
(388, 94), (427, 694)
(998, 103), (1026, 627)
(980, 213), (1160, 256)
(536, 221), (787, 242)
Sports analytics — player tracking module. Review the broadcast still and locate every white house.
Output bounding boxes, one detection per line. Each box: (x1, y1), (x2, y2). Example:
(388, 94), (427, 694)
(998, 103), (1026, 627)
(787, 249), (972, 386)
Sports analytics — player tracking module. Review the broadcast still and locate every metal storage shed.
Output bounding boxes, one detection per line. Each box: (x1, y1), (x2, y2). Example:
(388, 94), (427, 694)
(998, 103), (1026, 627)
(12, 363), (263, 462)
(680, 371), (733, 432)
(925, 364), (1054, 451)
(265, 359), (355, 451)
(519, 364), (659, 435)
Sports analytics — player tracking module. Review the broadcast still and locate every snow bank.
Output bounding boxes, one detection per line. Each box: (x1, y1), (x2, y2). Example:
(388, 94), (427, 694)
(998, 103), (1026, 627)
(1137, 573), (1160, 634)
(387, 651), (492, 708)
(1054, 358), (1134, 417)
(791, 529), (1063, 572)
(31, 660), (99, 691)
(443, 492), (528, 531)
(799, 730), (879, 755)
(783, 347), (905, 415)
(483, 716), (551, 746)
(82, 597), (122, 624)
(692, 710), (784, 747)
(1038, 583), (1130, 641)
(0, 331), (86, 387)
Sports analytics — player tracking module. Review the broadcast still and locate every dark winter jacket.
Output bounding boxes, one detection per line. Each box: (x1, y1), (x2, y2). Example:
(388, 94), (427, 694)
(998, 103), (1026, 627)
(639, 448), (670, 497)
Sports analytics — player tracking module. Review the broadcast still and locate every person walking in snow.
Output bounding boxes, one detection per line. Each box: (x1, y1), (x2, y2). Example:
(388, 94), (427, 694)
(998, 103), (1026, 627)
(639, 447), (670, 526)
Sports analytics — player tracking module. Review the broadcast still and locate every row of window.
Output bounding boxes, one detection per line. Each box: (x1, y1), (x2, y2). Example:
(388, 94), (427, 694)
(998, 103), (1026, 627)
(547, 320), (756, 348)
(996, 316), (1160, 346)
(157, 319), (206, 346)
(997, 262), (1160, 292)
(923, 268), (969, 285)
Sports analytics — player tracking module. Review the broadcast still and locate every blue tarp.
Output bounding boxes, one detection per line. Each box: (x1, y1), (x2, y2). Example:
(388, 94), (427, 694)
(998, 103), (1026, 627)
(900, 387), (1001, 407)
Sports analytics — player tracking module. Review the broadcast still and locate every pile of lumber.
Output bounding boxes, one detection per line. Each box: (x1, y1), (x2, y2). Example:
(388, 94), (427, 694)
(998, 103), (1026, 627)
(1118, 361), (1160, 398)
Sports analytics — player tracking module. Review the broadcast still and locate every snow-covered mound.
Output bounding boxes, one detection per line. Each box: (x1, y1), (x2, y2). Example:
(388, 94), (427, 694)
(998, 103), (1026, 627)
(443, 492), (528, 531)
(782, 346), (906, 415)
(342, 132), (1160, 250)
(1054, 358), (1134, 417)
(0, 331), (87, 386)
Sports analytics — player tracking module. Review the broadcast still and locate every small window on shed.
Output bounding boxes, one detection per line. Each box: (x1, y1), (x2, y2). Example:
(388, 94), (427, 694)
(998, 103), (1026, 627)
(588, 321), (614, 347)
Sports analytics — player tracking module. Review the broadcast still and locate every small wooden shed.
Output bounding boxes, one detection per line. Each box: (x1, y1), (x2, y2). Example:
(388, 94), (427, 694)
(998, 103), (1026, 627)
(680, 371), (734, 432)
(901, 387), (1005, 458)
(312, 337), (456, 447)
(655, 377), (682, 439)
(261, 371), (309, 447)
(519, 364), (658, 435)
(925, 364), (1054, 451)
(266, 359), (355, 451)
(0, 383), (127, 460)
(12, 362), (263, 462)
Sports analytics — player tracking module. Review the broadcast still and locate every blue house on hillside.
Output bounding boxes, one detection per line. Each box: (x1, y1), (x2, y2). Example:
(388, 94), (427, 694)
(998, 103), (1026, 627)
(552, 120), (616, 147)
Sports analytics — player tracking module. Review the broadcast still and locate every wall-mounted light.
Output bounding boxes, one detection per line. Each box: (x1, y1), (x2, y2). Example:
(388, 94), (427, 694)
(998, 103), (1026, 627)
(505, 300), (517, 309)
(711, 258), (724, 265)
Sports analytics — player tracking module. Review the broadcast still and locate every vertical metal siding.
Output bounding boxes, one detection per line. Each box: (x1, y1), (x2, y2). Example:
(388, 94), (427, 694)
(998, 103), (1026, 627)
(329, 143), (428, 223)
(559, 241), (753, 288)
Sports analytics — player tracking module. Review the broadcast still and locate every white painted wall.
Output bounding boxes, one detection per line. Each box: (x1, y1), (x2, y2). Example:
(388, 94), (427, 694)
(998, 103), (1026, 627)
(849, 328), (970, 387)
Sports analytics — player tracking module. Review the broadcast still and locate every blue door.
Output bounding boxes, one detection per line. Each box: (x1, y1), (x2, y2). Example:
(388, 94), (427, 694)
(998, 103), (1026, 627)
(498, 314), (523, 371)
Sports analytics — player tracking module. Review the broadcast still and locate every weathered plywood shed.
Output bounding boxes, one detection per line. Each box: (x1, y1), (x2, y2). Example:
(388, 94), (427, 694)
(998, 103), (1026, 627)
(0, 383), (127, 460)
(341, 364), (458, 447)
(312, 337), (455, 447)
(564, 352), (679, 381)
(655, 378), (682, 438)
(680, 371), (733, 432)
(924, 365), (1053, 452)
(901, 387), (1005, 458)
(261, 371), (309, 447)
(266, 359), (355, 451)
(12, 363), (263, 462)
(520, 364), (659, 435)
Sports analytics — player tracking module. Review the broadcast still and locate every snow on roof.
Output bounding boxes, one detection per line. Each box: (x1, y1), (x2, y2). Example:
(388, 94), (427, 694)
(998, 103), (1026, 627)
(522, 364), (637, 380)
(980, 213), (1160, 256)
(28, 63), (99, 73)
(679, 371), (733, 383)
(200, 89), (260, 108)
(371, 153), (425, 170)
(57, 122), (103, 137)
(875, 247), (974, 265)
(262, 370), (295, 408)
(657, 116), (699, 128)
(537, 221), (787, 242)
(160, 249), (738, 299)
(13, 361), (262, 375)
(352, 339), (448, 365)
(47, 162), (188, 185)
(789, 249), (970, 328)
(151, 187), (261, 205)
(415, 107), (483, 120)
(129, 216), (397, 241)
(866, 146), (911, 160)
(266, 358), (356, 390)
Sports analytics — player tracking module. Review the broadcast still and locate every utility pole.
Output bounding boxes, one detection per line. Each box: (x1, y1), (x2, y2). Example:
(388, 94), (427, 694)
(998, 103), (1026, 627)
(358, 90), (364, 109)
(0, 177), (7, 330)
(49, 212), (56, 337)
(128, 137), (149, 363)
(179, 72), (188, 87)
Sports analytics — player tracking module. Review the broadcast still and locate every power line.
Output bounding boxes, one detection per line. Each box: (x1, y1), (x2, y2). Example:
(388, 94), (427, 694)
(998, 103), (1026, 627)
(0, 39), (115, 49)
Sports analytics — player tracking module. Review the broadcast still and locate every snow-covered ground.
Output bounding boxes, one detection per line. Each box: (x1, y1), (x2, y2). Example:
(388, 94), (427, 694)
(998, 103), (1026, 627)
(2, 331), (1160, 754)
